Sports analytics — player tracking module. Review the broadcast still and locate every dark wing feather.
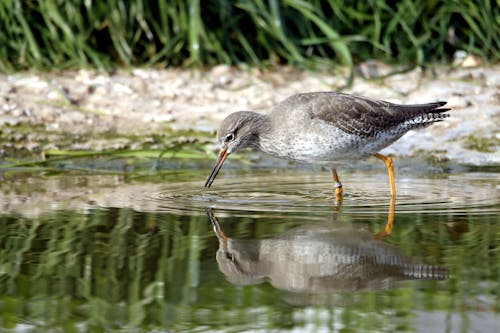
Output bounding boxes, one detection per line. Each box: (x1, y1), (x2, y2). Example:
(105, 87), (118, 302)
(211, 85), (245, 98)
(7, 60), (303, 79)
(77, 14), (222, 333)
(297, 92), (448, 137)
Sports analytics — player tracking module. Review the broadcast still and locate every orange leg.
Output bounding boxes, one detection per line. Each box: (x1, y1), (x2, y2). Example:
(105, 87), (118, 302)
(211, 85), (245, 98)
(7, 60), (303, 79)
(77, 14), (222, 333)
(331, 168), (343, 200)
(374, 153), (396, 198)
(375, 195), (395, 239)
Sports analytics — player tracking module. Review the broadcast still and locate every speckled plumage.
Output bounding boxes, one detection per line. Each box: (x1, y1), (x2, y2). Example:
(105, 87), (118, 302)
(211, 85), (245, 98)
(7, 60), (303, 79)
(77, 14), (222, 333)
(205, 92), (450, 193)
(207, 209), (448, 291)
(257, 92), (449, 164)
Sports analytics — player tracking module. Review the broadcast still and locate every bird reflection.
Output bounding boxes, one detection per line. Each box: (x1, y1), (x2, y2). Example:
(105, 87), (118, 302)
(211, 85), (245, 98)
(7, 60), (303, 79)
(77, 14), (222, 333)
(207, 206), (447, 298)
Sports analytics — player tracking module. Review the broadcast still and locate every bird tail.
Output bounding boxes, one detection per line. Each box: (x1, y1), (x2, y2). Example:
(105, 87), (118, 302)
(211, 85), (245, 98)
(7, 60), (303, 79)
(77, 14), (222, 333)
(402, 263), (449, 280)
(403, 101), (451, 129)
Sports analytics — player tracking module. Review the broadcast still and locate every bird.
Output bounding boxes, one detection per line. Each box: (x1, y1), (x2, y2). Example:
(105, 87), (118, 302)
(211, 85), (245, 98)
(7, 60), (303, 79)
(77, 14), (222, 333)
(204, 92), (450, 198)
(206, 208), (448, 298)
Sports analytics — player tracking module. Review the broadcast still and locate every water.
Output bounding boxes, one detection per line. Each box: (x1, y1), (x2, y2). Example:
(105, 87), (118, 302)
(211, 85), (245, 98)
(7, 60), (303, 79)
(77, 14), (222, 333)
(0, 161), (498, 332)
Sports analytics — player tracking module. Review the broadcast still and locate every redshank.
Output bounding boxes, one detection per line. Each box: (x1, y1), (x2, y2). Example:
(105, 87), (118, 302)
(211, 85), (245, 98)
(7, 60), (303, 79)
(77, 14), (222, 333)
(205, 92), (450, 197)
(206, 208), (448, 292)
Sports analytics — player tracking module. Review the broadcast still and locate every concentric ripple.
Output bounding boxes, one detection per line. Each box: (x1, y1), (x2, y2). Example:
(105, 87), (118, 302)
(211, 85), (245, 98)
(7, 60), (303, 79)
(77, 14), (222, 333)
(147, 169), (500, 217)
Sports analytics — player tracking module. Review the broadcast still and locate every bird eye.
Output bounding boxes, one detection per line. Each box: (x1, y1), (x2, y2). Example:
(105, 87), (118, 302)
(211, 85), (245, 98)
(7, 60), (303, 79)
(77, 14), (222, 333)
(225, 252), (234, 261)
(224, 133), (235, 143)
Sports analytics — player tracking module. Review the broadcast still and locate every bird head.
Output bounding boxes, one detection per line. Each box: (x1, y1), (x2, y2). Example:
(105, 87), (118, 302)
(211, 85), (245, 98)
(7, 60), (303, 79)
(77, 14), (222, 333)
(205, 111), (267, 187)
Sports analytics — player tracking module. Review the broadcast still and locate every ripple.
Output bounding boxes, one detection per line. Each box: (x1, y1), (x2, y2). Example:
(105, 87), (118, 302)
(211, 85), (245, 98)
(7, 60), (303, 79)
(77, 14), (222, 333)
(147, 170), (500, 217)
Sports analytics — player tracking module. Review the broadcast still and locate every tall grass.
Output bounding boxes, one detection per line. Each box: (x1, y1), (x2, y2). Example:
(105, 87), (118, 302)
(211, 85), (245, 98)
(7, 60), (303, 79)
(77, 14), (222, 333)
(0, 0), (498, 71)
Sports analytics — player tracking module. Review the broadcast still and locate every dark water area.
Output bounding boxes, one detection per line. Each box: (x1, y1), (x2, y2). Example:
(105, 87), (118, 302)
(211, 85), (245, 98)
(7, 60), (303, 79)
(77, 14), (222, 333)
(0, 159), (498, 332)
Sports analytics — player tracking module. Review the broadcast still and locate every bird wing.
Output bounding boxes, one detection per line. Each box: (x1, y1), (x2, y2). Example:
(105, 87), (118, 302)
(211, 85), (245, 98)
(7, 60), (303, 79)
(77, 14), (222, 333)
(292, 92), (448, 138)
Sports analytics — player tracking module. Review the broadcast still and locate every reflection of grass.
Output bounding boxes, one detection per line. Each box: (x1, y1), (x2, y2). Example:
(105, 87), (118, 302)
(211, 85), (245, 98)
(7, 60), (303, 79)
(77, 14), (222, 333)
(0, 1), (497, 73)
(463, 135), (499, 153)
(0, 206), (497, 331)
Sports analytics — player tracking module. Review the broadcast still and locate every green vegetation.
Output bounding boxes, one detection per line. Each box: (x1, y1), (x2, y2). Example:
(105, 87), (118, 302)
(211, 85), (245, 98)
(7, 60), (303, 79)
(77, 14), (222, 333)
(0, 123), (217, 171)
(463, 135), (500, 153)
(0, 201), (497, 331)
(0, 0), (498, 72)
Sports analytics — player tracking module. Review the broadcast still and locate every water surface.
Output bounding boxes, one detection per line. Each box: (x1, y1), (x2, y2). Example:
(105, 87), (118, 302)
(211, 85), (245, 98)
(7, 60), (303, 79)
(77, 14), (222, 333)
(0, 161), (498, 332)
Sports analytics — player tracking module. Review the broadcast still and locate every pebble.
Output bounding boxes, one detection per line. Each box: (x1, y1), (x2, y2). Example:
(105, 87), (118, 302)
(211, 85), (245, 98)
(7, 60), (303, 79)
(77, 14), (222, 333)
(0, 116), (20, 126)
(112, 83), (133, 94)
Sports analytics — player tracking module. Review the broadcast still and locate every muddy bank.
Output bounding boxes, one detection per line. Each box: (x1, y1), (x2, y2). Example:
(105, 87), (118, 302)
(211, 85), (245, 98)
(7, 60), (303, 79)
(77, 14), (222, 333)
(1, 64), (499, 165)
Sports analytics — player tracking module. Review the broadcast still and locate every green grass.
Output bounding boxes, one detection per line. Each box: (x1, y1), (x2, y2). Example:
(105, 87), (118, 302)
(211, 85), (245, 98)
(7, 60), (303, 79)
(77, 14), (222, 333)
(0, 0), (498, 73)
(463, 135), (500, 153)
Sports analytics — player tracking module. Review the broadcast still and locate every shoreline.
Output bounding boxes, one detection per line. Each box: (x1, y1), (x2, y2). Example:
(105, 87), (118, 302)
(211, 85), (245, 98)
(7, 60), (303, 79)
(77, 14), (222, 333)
(1, 64), (499, 165)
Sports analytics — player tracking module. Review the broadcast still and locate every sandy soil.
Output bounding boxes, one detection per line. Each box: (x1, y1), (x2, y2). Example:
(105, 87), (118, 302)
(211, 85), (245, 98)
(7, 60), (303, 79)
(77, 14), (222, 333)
(1, 64), (499, 165)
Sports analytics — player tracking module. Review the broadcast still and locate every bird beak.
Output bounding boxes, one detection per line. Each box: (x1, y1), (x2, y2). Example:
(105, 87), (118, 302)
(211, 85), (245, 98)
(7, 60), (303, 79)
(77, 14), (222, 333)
(205, 208), (228, 245)
(205, 148), (229, 187)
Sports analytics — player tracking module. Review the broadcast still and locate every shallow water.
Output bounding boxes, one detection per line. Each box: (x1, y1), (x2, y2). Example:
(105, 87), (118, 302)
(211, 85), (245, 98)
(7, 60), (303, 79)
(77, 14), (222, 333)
(0, 160), (498, 332)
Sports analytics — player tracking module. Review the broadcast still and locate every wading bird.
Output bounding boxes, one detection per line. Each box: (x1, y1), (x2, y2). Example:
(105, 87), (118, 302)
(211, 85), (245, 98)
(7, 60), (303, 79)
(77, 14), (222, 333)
(205, 92), (449, 198)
